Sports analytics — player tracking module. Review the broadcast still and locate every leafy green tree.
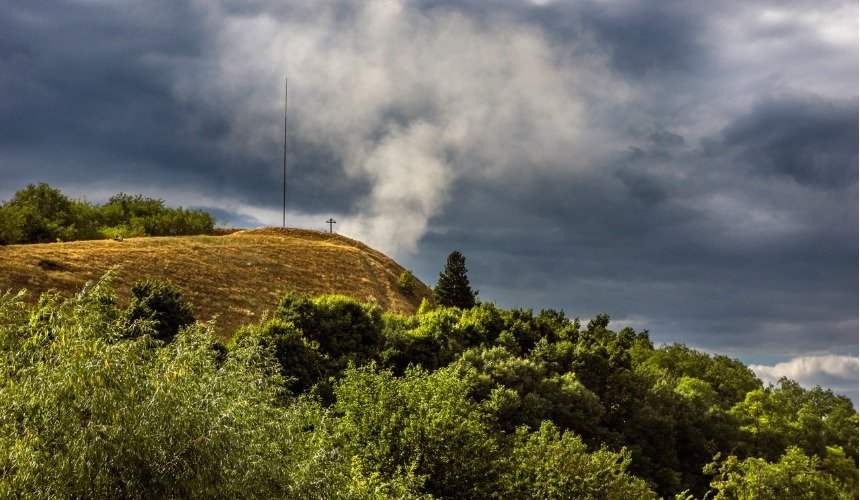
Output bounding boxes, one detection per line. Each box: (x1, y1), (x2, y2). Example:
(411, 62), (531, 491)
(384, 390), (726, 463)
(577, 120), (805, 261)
(275, 293), (383, 372)
(449, 346), (604, 438)
(640, 344), (761, 409)
(1, 184), (216, 243)
(0, 203), (23, 244)
(231, 318), (328, 396)
(378, 306), (466, 375)
(434, 250), (477, 309)
(2, 182), (77, 243)
(0, 276), (373, 498)
(99, 193), (214, 237)
(334, 364), (503, 498)
(102, 193), (166, 221)
(3, 272), (855, 499)
(706, 447), (852, 499)
(125, 279), (196, 343)
(730, 378), (858, 463)
(502, 421), (656, 499)
(69, 199), (102, 240)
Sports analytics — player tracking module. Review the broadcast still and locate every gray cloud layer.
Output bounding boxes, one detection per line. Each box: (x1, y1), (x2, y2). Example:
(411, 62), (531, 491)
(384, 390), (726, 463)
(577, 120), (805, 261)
(1, 0), (857, 395)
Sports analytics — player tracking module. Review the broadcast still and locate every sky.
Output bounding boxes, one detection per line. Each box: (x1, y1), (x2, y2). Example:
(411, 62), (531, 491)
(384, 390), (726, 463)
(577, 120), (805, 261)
(1, 0), (857, 403)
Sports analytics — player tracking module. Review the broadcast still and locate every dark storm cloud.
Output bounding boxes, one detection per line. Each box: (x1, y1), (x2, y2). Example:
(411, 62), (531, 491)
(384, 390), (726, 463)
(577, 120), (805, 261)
(0, 0), (856, 396)
(710, 96), (859, 188)
(568, 1), (707, 77)
(0, 0), (364, 213)
(415, 0), (708, 77)
(613, 128), (686, 205)
(1, 1), (215, 189)
(422, 87), (857, 357)
(286, 136), (374, 214)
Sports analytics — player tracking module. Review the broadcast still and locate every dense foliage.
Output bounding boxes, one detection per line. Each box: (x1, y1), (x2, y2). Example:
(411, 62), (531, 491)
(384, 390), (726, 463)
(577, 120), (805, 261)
(0, 276), (856, 498)
(0, 183), (215, 244)
(124, 279), (197, 343)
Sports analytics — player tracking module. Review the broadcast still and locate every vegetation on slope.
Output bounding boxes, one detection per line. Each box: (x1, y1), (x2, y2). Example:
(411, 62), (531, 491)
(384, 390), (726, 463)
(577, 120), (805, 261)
(0, 275), (855, 498)
(0, 228), (432, 336)
(0, 182), (214, 244)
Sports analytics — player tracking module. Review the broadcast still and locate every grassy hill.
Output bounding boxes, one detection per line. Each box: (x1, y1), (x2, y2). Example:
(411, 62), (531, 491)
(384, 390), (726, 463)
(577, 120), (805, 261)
(0, 227), (432, 338)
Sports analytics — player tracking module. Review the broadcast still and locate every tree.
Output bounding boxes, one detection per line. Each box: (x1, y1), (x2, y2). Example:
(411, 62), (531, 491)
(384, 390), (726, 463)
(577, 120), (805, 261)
(503, 421), (656, 499)
(0, 184), (215, 244)
(275, 293), (383, 371)
(434, 250), (477, 309)
(0, 203), (23, 245)
(706, 447), (850, 499)
(0, 276), (381, 498)
(2, 182), (77, 243)
(334, 364), (503, 498)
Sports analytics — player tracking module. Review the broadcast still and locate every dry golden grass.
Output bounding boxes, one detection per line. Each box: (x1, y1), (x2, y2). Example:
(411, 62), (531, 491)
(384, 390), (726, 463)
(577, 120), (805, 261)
(0, 228), (432, 339)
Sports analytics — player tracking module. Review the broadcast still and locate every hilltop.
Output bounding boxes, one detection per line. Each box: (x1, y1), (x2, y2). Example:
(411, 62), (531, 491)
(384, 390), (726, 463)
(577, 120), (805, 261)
(0, 227), (432, 337)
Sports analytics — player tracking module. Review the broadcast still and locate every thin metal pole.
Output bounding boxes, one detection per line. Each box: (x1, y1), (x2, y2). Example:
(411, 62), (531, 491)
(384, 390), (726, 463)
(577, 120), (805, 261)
(283, 77), (287, 228)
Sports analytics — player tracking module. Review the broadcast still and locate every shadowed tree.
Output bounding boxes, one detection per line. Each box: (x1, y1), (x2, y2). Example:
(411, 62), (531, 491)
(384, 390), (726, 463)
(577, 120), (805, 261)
(434, 250), (478, 309)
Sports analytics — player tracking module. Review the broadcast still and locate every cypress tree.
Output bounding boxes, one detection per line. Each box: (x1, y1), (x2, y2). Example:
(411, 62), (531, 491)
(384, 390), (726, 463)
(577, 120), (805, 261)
(434, 250), (477, 308)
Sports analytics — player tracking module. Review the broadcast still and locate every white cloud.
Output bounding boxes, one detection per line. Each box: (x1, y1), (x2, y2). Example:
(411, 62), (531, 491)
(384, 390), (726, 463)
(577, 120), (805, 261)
(694, 1), (858, 137)
(152, 0), (857, 259)
(169, 0), (629, 254)
(749, 355), (858, 402)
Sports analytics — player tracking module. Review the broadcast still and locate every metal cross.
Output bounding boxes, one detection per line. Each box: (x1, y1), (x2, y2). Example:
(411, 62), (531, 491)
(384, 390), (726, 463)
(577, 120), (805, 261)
(326, 218), (336, 233)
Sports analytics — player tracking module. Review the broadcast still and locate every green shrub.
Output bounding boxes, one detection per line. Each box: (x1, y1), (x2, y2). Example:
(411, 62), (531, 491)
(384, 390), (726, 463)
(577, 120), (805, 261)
(449, 346), (604, 437)
(0, 184), (216, 244)
(706, 447), (852, 499)
(2, 182), (77, 243)
(503, 421), (656, 499)
(0, 277), (365, 498)
(231, 318), (328, 396)
(334, 364), (503, 498)
(275, 293), (383, 372)
(0, 204), (23, 245)
(397, 270), (416, 295)
(1, 276), (854, 499)
(125, 279), (196, 343)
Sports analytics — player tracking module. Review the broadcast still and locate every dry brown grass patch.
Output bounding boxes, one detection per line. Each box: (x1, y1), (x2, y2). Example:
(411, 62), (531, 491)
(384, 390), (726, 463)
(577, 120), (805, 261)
(0, 228), (431, 339)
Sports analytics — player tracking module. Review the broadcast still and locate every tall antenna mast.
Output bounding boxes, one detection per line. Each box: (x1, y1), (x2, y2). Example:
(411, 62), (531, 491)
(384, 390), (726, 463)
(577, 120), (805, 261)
(283, 77), (288, 228)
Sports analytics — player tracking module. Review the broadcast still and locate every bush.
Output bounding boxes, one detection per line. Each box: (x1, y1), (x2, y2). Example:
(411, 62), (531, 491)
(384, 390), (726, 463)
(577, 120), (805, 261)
(449, 346), (604, 437)
(2, 182), (77, 243)
(125, 279), (196, 343)
(0, 204), (23, 245)
(706, 447), (851, 499)
(503, 421), (656, 499)
(397, 270), (416, 295)
(334, 364), (504, 498)
(231, 318), (328, 396)
(275, 293), (383, 371)
(0, 277), (365, 498)
(0, 184), (216, 244)
(1, 277), (855, 499)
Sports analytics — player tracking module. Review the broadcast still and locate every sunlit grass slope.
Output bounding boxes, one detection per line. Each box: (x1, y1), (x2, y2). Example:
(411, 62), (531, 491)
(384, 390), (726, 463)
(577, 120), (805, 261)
(0, 228), (432, 338)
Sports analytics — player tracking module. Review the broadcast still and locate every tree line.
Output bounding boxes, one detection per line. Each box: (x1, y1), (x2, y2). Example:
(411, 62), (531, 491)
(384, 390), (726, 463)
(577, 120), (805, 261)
(0, 183), (215, 245)
(0, 268), (855, 498)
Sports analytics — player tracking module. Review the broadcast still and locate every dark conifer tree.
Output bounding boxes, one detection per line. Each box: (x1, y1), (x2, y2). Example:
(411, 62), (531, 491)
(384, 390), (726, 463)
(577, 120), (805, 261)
(434, 250), (477, 308)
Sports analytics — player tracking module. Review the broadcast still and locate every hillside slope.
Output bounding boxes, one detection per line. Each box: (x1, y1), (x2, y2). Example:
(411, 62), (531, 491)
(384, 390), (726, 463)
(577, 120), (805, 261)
(0, 228), (432, 337)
